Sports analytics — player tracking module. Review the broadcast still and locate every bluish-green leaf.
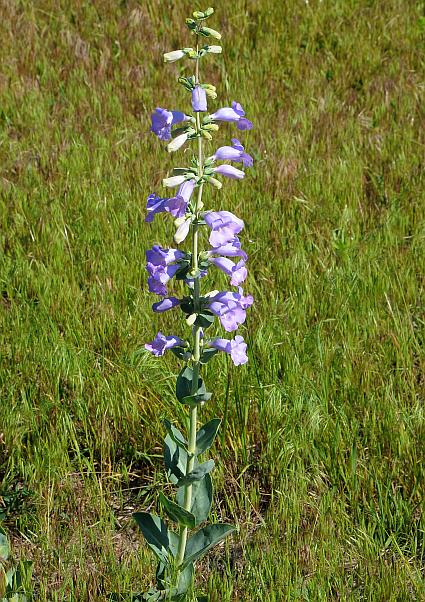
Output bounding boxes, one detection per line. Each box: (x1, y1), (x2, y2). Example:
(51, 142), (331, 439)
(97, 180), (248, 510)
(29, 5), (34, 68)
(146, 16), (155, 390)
(133, 513), (172, 564)
(163, 419), (187, 450)
(159, 492), (196, 529)
(200, 348), (218, 364)
(180, 391), (212, 407)
(176, 367), (204, 403)
(183, 524), (235, 567)
(177, 460), (215, 487)
(164, 434), (187, 485)
(196, 419), (221, 455)
(176, 473), (213, 525)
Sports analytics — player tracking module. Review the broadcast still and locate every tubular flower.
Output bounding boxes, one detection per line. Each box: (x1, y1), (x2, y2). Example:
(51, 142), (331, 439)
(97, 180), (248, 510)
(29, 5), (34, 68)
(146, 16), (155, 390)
(146, 262), (181, 296)
(213, 138), (253, 167)
(213, 164), (245, 180)
(208, 335), (248, 365)
(145, 179), (196, 222)
(152, 297), (181, 313)
(145, 332), (186, 356)
(192, 86), (208, 112)
(210, 101), (253, 130)
(209, 257), (247, 286)
(146, 244), (186, 266)
(206, 236), (248, 260)
(204, 211), (244, 246)
(150, 108), (190, 141)
(208, 289), (254, 332)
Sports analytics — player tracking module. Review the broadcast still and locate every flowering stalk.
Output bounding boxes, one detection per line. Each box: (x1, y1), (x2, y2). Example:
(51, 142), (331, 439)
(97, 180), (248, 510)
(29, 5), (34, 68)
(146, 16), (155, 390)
(134, 7), (254, 601)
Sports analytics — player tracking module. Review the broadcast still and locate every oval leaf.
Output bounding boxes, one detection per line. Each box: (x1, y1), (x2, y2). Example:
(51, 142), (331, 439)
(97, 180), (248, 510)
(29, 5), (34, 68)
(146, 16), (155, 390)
(196, 419), (221, 455)
(183, 524), (235, 567)
(133, 513), (172, 564)
(176, 473), (213, 525)
(164, 434), (187, 484)
(177, 460), (215, 487)
(159, 492), (196, 529)
(163, 419), (187, 450)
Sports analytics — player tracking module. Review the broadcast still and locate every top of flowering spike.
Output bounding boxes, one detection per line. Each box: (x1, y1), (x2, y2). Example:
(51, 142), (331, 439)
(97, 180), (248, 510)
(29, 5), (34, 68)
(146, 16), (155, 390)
(163, 8), (222, 64)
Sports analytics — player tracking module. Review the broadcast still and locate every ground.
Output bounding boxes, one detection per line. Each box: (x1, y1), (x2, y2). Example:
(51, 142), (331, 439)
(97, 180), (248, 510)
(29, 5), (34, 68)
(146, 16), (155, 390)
(0, 0), (424, 600)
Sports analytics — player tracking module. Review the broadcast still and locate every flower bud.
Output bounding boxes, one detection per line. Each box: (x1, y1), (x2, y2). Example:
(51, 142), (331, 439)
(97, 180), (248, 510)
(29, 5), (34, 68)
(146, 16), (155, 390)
(163, 50), (185, 63)
(163, 175), (186, 187)
(185, 18), (197, 30)
(192, 11), (205, 19)
(200, 27), (221, 40)
(167, 132), (188, 152)
(201, 129), (212, 140)
(186, 313), (197, 326)
(174, 218), (191, 244)
(208, 177), (222, 189)
(205, 7), (214, 16)
(206, 45), (222, 54)
(202, 123), (219, 131)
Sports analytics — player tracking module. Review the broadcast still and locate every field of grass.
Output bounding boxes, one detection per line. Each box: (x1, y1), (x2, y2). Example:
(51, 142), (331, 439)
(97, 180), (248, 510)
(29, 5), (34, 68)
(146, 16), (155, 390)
(0, 0), (424, 599)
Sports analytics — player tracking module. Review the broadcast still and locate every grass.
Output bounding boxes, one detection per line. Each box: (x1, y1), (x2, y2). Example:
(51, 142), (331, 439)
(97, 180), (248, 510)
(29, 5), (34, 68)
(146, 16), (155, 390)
(0, 0), (424, 599)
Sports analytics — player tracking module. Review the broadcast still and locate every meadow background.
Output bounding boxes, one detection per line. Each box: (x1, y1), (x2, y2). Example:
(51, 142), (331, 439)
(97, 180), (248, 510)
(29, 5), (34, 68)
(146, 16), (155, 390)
(0, 0), (424, 600)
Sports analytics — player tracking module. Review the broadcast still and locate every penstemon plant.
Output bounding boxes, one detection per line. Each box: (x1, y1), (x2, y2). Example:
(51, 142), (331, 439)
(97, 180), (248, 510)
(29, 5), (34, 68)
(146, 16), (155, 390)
(134, 7), (254, 601)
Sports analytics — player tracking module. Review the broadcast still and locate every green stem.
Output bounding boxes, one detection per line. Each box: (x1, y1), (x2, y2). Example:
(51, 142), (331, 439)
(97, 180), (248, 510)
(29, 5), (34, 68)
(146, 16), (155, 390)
(175, 38), (204, 571)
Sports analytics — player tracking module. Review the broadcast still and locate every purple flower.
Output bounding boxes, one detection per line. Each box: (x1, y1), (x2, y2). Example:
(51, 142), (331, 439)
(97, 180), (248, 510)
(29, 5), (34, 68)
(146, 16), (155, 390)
(145, 332), (186, 357)
(210, 101), (253, 130)
(208, 289), (253, 332)
(204, 211), (244, 247)
(146, 245), (186, 266)
(145, 194), (168, 223)
(209, 257), (247, 286)
(145, 179), (196, 223)
(146, 262), (181, 296)
(166, 179), (196, 219)
(213, 164), (245, 180)
(192, 86), (207, 112)
(206, 236), (248, 261)
(214, 139), (253, 167)
(152, 297), (181, 313)
(208, 335), (248, 365)
(150, 108), (189, 141)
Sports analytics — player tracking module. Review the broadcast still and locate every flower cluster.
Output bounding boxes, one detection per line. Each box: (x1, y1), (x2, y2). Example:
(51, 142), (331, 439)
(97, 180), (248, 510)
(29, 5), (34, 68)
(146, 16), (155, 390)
(145, 114), (254, 363)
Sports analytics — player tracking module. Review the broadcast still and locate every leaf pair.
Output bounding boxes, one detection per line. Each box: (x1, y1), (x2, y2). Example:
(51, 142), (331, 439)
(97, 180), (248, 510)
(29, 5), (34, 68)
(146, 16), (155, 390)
(133, 512), (235, 570)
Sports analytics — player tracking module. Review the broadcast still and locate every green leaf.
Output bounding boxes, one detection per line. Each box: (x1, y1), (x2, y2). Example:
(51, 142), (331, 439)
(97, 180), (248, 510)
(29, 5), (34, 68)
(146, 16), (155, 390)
(200, 348), (218, 364)
(163, 419), (187, 450)
(195, 311), (215, 329)
(180, 391), (212, 407)
(176, 367), (206, 404)
(183, 524), (235, 567)
(164, 434), (187, 485)
(159, 493), (196, 529)
(174, 562), (194, 598)
(196, 419), (221, 455)
(176, 473), (213, 525)
(133, 513), (173, 564)
(170, 346), (190, 360)
(0, 530), (9, 561)
(177, 460), (214, 487)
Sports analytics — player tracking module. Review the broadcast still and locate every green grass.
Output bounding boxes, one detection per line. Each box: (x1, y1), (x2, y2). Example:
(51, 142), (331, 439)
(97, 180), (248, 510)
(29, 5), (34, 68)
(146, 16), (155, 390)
(0, 0), (424, 599)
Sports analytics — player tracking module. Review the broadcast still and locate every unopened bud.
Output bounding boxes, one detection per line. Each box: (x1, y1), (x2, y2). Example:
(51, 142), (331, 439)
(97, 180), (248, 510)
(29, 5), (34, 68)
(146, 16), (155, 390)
(200, 27), (221, 40)
(163, 49), (185, 63)
(206, 45), (222, 54)
(201, 130), (212, 140)
(208, 177), (222, 189)
(202, 123), (219, 131)
(186, 313), (197, 326)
